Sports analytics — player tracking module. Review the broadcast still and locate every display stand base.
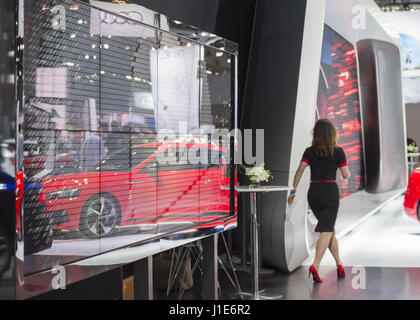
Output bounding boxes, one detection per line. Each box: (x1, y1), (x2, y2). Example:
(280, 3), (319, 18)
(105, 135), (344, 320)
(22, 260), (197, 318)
(231, 289), (282, 300)
(235, 265), (275, 275)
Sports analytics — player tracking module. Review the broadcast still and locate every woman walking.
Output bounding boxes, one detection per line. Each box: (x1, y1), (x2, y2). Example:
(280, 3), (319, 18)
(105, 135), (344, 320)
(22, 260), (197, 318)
(288, 119), (350, 283)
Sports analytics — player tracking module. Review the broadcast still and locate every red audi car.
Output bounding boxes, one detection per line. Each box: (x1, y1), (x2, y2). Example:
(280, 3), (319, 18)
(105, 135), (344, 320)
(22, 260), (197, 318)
(42, 142), (235, 238)
(404, 168), (420, 221)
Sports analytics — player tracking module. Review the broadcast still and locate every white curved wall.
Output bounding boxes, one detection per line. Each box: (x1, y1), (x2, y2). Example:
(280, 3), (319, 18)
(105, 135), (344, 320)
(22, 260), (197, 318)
(286, 0), (405, 271)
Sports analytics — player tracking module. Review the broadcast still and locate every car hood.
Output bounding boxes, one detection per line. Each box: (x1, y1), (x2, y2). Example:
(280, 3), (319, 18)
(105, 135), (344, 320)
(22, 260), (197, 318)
(42, 171), (131, 193)
(42, 171), (101, 193)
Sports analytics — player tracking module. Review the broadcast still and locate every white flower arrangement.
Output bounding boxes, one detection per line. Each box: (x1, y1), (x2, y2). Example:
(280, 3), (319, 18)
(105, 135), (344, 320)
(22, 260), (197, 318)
(408, 144), (419, 153)
(244, 163), (272, 185)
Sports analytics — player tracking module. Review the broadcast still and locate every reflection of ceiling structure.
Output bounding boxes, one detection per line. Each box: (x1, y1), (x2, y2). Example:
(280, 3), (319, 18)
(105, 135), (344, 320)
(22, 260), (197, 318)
(86, 0), (238, 54)
(374, 0), (420, 11)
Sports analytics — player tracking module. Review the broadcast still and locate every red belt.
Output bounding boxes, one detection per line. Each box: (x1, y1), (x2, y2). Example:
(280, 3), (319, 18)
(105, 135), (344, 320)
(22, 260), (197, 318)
(311, 180), (336, 183)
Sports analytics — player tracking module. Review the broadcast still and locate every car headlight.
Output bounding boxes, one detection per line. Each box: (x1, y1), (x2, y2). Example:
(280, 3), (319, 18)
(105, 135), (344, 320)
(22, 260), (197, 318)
(45, 188), (82, 200)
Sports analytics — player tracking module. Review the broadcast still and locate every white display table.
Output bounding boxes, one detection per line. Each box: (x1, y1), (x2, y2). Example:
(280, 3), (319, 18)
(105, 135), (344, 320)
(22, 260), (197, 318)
(232, 185), (293, 300)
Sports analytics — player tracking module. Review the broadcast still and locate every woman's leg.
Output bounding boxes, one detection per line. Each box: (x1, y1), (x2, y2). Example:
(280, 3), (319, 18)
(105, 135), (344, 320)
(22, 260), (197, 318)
(312, 232), (333, 269)
(328, 232), (342, 266)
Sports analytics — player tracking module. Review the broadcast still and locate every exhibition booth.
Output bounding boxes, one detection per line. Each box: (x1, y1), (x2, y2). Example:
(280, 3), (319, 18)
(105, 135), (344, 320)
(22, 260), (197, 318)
(0, 0), (419, 300)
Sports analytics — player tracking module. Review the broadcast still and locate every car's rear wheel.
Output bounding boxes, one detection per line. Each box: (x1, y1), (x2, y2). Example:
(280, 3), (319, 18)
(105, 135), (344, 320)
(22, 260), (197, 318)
(79, 193), (121, 239)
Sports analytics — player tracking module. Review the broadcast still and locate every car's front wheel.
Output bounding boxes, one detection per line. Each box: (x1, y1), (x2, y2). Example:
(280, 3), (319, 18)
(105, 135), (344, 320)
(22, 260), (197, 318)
(79, 193), (121, 239)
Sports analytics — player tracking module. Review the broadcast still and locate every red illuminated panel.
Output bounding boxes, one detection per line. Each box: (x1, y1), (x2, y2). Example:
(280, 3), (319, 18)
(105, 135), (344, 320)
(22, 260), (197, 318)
(317, 26), (364, 198)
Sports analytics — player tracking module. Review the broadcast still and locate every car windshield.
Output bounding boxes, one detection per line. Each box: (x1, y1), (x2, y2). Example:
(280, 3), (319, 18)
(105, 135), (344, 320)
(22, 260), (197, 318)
(97, 147), (156, 172)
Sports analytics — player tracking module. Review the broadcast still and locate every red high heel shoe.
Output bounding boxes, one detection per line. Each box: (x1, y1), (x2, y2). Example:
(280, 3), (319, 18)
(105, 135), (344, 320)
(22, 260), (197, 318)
(308, 265), (323, 283)
(337, 264), (346, 279)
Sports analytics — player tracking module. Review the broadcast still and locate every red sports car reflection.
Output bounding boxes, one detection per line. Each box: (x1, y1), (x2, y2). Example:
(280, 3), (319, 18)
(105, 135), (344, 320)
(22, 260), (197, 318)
(404, 169), (420, 221)
(42, 142), (235, 238)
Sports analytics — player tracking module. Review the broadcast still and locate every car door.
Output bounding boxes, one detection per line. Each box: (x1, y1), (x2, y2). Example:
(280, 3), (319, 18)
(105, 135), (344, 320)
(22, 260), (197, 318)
(98, 147), (158, 241)
(156, 145), (201, 233)
(199, 146), (229, 224)
(128, 153), (158, 229)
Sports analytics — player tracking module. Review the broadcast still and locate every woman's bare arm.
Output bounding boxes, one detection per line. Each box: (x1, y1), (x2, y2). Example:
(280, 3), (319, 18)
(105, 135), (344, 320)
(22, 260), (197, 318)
(340, 165), (350, 179)
(288, 161), (308, 205)
(293, 161), (309, 190)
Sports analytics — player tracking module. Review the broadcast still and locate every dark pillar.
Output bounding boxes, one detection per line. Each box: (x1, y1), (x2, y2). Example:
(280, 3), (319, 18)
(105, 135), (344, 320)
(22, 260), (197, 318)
(201, 234), (218, 300)
(134, 256), (153, 300)
(33, 268), (123, 300)
(241, 0), (308, 271)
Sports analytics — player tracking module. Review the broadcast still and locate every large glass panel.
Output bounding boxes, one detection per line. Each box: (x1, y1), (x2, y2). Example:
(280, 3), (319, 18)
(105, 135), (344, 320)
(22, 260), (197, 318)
(23, 0), (101, 274)
(20, 0), (237, 276)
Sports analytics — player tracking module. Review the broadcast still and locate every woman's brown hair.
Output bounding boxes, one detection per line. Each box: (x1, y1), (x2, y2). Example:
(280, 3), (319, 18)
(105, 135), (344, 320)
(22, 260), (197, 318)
(312, 119), (337, 158)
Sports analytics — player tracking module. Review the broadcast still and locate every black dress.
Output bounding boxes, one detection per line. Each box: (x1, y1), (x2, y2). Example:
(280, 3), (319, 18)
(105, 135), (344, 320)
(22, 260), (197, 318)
(301, 146), (348, 232)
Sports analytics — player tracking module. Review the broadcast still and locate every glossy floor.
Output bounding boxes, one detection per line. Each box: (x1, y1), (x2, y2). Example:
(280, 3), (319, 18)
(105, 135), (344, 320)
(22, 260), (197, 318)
(219, 195), (420, 300)
(219, 265), (420, 300)
(304, 195), (420, 267)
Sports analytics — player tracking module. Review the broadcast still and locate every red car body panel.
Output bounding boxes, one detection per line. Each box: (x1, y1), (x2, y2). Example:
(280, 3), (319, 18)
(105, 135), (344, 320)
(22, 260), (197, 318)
(43, 143), (236, 232)
(404, 168), (420, 220)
